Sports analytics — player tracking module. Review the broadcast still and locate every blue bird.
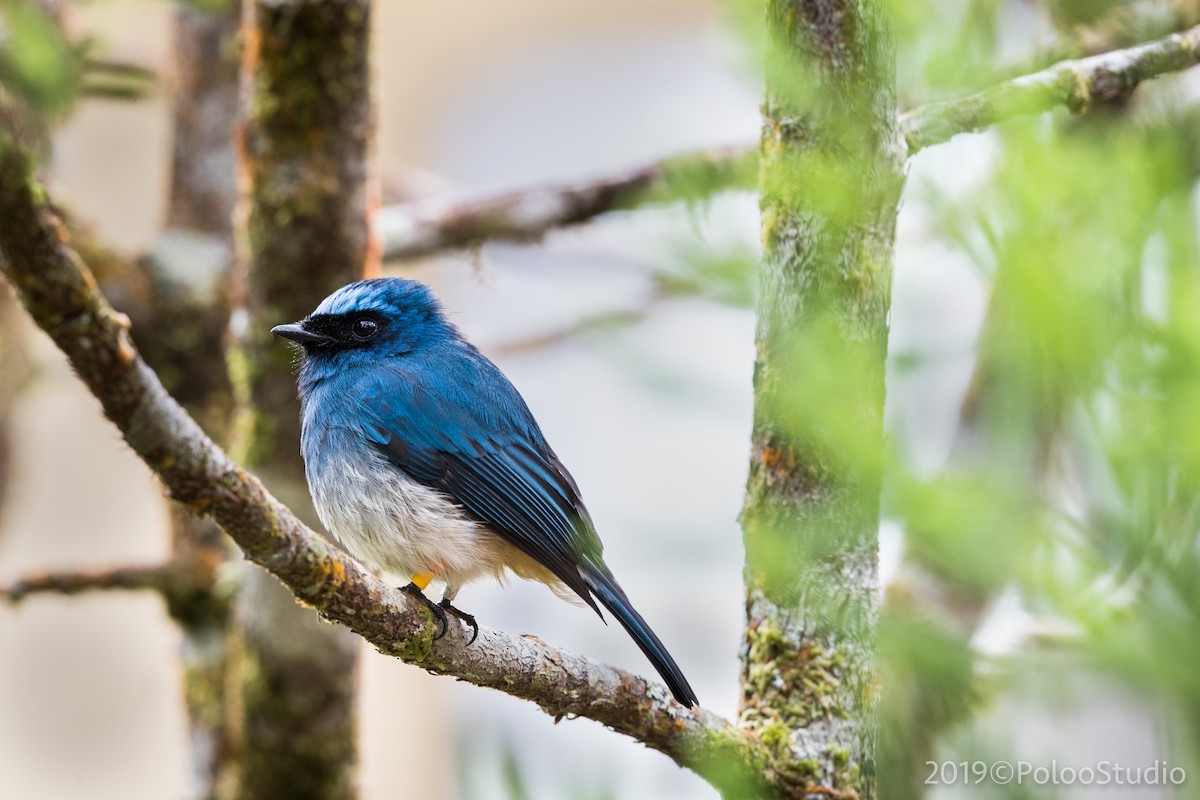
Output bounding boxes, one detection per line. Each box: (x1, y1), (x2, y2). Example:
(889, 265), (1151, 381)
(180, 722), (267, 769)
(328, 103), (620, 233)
(272, 277), (699, 708)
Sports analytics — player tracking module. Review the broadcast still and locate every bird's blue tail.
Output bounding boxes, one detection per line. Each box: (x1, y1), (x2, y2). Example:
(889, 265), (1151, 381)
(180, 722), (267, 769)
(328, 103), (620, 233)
(582, 565), (699, 709)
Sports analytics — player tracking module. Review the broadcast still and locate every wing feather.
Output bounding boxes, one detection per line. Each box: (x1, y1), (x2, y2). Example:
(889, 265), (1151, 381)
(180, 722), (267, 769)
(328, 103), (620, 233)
(358, 360), (603, 612)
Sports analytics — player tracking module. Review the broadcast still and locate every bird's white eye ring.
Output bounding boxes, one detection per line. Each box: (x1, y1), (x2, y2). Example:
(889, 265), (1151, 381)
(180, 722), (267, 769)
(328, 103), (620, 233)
(351, 317), (378, 339)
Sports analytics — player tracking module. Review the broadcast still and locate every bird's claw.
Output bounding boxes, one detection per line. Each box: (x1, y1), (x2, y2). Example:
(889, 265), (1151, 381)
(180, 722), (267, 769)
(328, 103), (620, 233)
(439, 599), (479, 645)
(400, 582), (447, 639)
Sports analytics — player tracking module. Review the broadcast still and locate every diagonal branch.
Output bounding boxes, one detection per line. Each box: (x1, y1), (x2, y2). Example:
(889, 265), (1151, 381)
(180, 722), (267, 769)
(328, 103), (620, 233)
(377, 145), (754, 261)
(900, 23), (1200, 153)
(0, 139), (779, 799)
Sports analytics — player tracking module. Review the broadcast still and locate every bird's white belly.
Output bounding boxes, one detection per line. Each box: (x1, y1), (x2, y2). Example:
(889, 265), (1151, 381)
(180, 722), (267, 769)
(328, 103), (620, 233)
(308, 449), (504, 586)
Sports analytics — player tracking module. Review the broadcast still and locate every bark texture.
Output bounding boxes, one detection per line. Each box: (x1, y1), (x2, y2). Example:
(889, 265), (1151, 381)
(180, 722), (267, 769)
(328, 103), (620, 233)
(739, 2), (904, 797)
(231, 2), (374, 798)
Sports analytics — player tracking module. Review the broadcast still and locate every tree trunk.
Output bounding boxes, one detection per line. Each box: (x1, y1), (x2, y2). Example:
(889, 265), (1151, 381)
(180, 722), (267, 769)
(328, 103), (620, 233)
(739, 2), (904, 797)
(153, 6), (243, 798)
(231, 1), (375, 798)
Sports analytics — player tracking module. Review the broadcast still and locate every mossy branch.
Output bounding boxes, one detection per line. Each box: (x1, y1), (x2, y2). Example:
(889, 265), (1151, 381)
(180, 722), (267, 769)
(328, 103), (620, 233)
(900, 22), (1200, 153)
(0, 138), (785, 800)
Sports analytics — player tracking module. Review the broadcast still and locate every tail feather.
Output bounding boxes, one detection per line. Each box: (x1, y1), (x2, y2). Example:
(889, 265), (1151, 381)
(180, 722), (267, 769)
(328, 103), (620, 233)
(582, 565), (699, 709)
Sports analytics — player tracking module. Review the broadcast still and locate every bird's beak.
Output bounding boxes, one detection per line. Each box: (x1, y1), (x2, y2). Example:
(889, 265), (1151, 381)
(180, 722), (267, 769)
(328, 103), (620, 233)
(271, 322), (333, 346)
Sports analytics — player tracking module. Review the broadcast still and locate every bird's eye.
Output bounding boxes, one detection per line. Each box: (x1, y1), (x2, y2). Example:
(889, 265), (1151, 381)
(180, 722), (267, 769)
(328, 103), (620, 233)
(351, 317), (378, 340)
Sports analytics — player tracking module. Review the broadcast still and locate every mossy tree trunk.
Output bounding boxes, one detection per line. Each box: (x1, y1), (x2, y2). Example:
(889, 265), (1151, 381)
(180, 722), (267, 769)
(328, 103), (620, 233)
(231, 1), (375, 798)
(739, 2), (904, 797)
(160, 6), (243, 799)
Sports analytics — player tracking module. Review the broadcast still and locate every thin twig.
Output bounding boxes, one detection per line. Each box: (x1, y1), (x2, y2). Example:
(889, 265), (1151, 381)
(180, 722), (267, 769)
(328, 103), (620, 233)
(0, 563), (179, 603)
(489, 295), (663, 358)
(377, 145), (755, 261)
(900, 23), (1200, 153)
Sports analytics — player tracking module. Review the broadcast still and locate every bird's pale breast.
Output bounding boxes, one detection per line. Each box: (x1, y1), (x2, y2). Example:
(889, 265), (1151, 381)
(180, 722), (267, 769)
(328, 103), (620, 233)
(304, 429), (536, 589)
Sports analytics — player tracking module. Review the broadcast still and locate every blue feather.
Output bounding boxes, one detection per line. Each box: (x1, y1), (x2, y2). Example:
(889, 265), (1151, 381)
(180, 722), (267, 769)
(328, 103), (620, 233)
(281, 278), (699, 708)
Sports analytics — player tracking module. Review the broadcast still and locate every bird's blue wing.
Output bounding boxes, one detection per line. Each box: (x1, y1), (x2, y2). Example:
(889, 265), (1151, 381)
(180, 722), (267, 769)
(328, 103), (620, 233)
(356, 356), (604, 612)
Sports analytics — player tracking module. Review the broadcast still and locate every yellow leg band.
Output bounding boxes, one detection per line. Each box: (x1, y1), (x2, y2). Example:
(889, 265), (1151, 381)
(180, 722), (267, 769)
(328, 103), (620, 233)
(411, 571), (435, 591)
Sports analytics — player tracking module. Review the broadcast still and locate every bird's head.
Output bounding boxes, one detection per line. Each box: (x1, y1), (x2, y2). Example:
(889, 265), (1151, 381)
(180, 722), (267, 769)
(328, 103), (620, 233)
(272, 278), (451, 367)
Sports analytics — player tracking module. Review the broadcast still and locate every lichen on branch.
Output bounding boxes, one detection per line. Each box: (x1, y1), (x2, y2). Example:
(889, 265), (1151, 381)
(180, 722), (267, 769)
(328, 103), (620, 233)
(900, 22), (1200, 153)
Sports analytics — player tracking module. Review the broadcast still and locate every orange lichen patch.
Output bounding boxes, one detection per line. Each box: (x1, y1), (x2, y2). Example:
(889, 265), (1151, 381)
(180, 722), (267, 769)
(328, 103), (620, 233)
(324, 556), (347, 586)
(760, 444), (798, 476)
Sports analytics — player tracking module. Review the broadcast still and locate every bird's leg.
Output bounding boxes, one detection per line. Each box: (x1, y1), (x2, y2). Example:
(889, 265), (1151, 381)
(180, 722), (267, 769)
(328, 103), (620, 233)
(438, 585), (478, 645)
(400, 571), (447, 639)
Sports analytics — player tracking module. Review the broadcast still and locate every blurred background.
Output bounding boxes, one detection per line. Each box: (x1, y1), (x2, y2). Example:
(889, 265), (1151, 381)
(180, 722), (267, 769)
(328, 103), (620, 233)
(1, 0), (1198, 798)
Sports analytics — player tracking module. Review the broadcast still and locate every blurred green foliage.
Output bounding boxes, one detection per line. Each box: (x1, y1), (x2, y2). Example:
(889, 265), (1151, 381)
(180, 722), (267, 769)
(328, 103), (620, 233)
(875, 2), (1200, 798)
(656, 239), (758, 307)
(688, 0), (1200, 797)
(891, 0), (1200, 99)
(0, 0), (77, 118)
(903, 106), (1199, 748)
(0, 0), (153, 147)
